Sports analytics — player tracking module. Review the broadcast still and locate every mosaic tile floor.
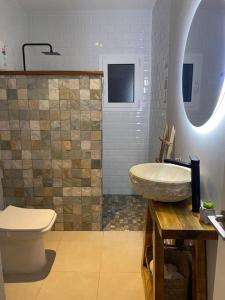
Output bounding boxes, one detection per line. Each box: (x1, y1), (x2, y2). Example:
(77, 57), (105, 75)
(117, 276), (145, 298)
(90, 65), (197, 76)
(102, 195), (147, 231)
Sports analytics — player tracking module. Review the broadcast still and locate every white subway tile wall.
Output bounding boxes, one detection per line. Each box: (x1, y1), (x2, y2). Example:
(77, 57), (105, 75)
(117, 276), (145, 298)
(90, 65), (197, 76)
(103, 111), (150, 194)
(27, 10), (152, 194)
(149, 0), (171, 161)
(0, 0), (28, 69)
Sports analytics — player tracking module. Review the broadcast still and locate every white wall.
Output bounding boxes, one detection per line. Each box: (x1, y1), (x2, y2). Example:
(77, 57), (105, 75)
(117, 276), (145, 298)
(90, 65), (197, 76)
(166, 0), (225, 299)
(0, 0), (28, 69)
(27, 10), (152, 194)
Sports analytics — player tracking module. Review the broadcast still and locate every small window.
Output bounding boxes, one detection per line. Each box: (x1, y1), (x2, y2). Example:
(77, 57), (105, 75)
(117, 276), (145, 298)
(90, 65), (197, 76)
(108, 64), (135, 103)
(99, 55), (143, 111)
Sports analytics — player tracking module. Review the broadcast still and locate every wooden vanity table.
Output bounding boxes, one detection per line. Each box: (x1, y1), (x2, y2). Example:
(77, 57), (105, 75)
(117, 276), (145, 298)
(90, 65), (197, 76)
(142, 199), (218, 300)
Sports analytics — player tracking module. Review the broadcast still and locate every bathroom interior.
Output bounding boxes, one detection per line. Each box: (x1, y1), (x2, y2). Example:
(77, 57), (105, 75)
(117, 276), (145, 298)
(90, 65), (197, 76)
(0, 0), (225, 299)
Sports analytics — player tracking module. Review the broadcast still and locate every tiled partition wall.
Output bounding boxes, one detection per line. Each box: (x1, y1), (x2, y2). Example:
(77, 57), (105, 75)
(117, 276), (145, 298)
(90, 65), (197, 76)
(0, 73), (102, 230)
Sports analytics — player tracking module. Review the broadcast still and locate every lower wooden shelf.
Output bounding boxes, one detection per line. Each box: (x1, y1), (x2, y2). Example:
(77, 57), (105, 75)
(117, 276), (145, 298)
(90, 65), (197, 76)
(142, 199), (218, 300)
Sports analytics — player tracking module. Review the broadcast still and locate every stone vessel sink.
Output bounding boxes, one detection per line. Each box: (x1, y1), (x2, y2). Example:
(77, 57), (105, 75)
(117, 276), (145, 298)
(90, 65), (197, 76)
(129, 163), (191, 202)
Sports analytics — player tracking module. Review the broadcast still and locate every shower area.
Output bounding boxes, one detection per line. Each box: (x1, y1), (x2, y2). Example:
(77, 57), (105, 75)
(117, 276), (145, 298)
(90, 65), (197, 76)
(0, 71), (102, 230)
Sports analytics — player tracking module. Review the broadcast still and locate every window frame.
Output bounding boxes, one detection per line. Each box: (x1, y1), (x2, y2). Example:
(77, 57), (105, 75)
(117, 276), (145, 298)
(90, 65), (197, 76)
(99, 54), (143, 111)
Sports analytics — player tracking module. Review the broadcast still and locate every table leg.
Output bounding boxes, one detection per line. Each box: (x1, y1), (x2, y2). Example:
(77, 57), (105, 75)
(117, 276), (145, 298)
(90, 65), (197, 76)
(192, 240), (207, 300)
(142, 204), (153, 267)
(142, 204), (154, 300)
(153, 220), (164, 300)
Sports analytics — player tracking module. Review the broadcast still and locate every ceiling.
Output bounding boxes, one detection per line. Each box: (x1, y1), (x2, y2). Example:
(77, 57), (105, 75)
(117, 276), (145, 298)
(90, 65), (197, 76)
(16, 0), (157, 12)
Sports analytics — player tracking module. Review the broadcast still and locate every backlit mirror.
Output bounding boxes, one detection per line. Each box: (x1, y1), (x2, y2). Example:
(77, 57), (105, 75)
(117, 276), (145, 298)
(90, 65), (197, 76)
(183, 0), (225, 127)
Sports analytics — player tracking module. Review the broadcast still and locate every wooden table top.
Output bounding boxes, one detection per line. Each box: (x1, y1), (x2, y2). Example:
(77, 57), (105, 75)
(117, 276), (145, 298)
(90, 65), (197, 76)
(149, 199), (218, 240)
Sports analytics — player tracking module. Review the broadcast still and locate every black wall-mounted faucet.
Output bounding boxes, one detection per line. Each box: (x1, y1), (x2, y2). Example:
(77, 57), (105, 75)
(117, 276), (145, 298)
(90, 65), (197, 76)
(22, 43), (61, 71)
(164, 156), (200, 212)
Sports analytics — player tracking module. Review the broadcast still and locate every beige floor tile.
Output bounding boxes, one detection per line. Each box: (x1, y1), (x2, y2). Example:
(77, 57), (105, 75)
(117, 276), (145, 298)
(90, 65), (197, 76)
(37, 272), (99, 300)
(97, 272), (145, 300)
(100, 243), (142, 273)
(51, 231), (103, 272)
(52, 241), (102, 272)
(44, 231), (63, 242)
(5, 281), (43, 300)
(103, 231), (144, 245)
(61, 231), (103, 243)
(4, 231), (145, 300)
(101, 231), (143, 273)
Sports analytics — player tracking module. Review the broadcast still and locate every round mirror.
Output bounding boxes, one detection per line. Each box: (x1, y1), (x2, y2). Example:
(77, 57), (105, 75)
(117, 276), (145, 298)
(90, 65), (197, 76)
(182, 0), (225, 127)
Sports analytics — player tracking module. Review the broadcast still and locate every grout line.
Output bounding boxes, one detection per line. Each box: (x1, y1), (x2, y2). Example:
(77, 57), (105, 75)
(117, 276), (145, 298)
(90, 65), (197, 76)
(34, 280), (45, 300)
(98, 231), (104, 273)
(96, 272), (101, 300)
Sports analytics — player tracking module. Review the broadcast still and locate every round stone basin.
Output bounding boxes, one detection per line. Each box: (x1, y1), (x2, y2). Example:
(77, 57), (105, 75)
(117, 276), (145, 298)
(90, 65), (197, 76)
(129, 163), (192, 202)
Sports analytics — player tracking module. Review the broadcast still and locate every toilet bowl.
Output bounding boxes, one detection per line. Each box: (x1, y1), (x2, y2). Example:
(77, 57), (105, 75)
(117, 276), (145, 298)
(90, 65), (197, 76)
(0, 205), (57, 275)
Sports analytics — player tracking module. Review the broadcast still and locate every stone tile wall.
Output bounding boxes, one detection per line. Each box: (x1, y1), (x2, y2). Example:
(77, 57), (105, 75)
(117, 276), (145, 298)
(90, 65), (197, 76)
(0, 75), (102, 230)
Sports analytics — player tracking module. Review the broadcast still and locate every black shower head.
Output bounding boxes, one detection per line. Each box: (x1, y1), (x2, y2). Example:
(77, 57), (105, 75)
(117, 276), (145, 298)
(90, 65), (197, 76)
(22, 43), (62, 70)
(42, 51), (61, 56)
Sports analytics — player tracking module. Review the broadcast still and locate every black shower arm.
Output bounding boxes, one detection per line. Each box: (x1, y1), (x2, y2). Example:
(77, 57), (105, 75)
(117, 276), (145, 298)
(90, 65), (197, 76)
(22, 43), (53, 71)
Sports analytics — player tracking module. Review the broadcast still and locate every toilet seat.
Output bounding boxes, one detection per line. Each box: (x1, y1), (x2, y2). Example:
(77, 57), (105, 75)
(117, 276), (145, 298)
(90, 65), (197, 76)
(0, 205), (56, 232)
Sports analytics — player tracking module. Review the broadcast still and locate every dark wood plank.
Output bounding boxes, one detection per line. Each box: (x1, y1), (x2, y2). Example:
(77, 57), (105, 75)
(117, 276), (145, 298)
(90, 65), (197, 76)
(0, 70), (104, 76)
(153, 220), (164, 300)
(142, 204), (153, 267)
(192, 240), (207, 300)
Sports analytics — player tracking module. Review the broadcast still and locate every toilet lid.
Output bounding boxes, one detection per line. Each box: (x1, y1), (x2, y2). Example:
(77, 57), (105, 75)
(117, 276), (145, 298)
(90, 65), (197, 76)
(0, 206), (56, 231)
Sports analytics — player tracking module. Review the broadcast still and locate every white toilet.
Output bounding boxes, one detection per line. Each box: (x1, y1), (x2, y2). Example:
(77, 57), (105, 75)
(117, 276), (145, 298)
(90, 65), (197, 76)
(0, 205), (56, 275)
